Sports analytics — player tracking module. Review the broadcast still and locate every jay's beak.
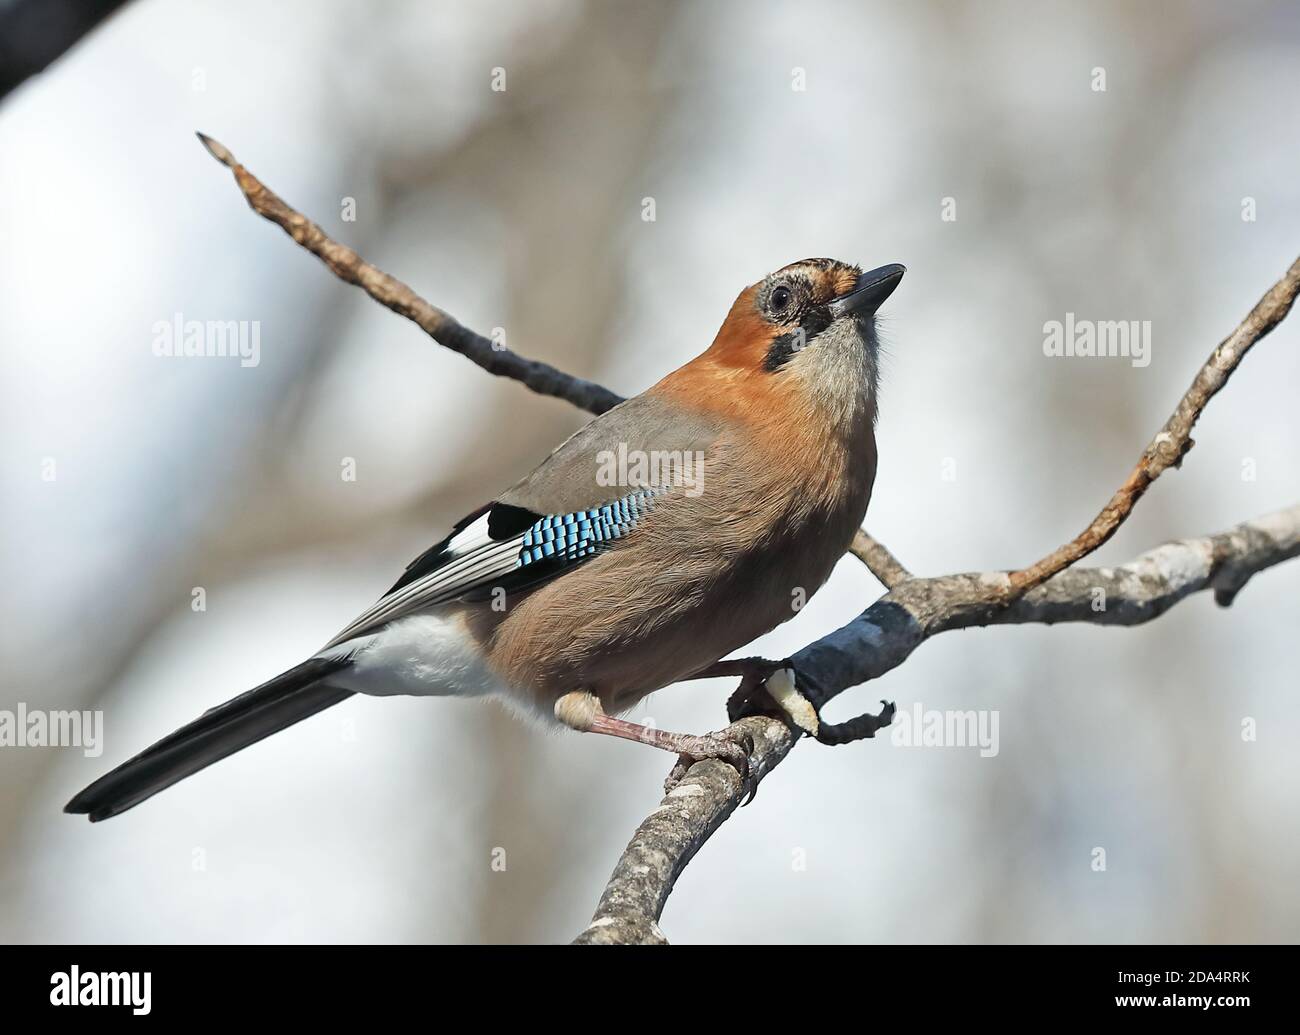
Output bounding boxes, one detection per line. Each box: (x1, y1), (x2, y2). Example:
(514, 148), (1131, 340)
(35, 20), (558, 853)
(829, 263), (906, 318)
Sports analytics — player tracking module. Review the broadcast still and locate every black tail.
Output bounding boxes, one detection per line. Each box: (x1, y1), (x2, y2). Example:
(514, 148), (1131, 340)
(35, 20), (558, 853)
(65, 657), (354, 822)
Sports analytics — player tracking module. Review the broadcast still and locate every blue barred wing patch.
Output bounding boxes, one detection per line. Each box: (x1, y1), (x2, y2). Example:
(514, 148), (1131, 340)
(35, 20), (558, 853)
(517, 488), (660, 569)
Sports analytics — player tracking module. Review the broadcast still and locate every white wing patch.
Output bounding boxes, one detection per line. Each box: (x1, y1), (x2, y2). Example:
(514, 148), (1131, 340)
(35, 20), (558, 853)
(323, 512), (523, 649)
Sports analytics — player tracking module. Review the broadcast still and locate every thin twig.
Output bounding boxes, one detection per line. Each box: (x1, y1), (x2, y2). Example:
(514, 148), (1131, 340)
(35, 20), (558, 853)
(196, 133), (625, 416)
(849, 528), (912, 588)
(200, 134), (915, 579)
(1006, 255), (1300, 597)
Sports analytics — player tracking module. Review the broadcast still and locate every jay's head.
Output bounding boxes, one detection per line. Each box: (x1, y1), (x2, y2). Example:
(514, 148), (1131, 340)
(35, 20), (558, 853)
(704, 258), (904, 424)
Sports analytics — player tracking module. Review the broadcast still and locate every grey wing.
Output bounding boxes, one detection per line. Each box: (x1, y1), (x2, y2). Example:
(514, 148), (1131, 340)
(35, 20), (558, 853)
(498, 390), (719, 515)
(325, 391), (720, 649)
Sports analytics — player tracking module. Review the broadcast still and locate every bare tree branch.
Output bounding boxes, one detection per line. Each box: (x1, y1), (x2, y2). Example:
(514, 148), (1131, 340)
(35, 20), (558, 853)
(198, 136), (1299, 945)
(574, 711), (796, 946)
(196, 133), (625, 416)
(575, 503), (1300, 943)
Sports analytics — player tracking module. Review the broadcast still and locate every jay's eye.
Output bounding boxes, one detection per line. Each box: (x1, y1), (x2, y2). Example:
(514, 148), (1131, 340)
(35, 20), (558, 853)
(770, 285), (792, 313)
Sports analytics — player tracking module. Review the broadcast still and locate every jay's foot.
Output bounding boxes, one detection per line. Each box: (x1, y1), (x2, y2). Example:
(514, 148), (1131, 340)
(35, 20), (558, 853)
(662, 726), (755, 796)
(553, 691), (756, 798)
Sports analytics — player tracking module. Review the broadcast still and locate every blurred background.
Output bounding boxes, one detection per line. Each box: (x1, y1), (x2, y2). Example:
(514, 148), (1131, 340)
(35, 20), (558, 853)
(2, 0), (1298, 944)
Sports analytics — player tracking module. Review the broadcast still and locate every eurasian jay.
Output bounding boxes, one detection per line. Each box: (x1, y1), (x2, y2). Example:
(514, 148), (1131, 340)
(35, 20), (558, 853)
(66, 258), (904, 821)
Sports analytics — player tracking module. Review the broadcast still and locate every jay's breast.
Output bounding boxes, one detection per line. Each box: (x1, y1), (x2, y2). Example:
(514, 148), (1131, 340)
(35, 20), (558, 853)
(485, 470), (871, 715)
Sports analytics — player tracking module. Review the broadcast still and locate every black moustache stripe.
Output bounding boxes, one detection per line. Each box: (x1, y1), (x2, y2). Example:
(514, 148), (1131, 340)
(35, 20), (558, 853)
(763, 304), (834, 372)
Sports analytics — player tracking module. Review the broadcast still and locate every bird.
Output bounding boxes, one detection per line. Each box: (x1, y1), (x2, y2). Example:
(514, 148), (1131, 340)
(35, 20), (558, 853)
(65, 258), (904, 822)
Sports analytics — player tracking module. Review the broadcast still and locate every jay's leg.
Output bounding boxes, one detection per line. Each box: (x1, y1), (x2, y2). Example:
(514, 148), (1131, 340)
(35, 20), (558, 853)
(678, 656), (811, 729)
(554, 691), (753, 788)
(679, 656), (786, 683)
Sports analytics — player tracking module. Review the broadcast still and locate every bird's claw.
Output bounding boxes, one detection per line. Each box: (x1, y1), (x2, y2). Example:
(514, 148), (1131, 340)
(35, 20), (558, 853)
(663, 727), (756, 801)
